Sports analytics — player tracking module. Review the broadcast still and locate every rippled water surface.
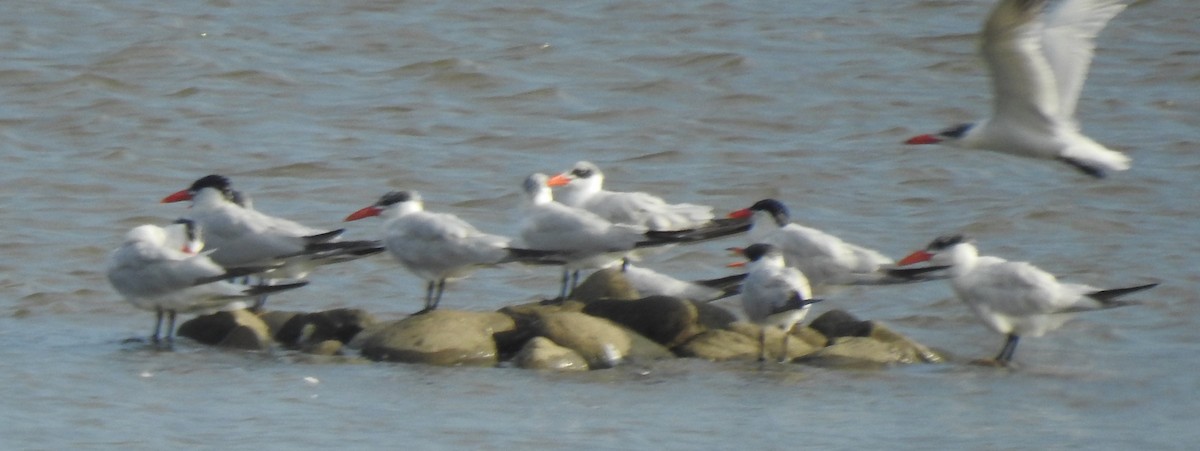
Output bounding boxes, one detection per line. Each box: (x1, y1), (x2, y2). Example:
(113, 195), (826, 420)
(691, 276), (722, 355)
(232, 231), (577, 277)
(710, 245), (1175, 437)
(2, 0), (1197, 449)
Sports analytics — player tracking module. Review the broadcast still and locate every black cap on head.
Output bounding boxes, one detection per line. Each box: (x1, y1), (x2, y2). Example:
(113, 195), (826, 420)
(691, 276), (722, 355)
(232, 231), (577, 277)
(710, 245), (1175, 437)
(927, 234), (967, 251)
(376, 191), (416, 207)
(749, 199), (790, 225)
(742, 243), (779, 262)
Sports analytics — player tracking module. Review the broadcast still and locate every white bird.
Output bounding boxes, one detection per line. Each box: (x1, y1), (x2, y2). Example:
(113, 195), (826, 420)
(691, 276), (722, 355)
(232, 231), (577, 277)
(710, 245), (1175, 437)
(728, 199), (938, 289)
(904, 0), (1130, 178)
(897, 234), (1157, 365)
(731, 243), (823, 362)
(618, 260), (745, 303)
(344, 190), (564, 314)
(162, 175), (384, 308)
(546, 161), (716, 230)
(106, 221), (307, 345)
(518, 173), (694, 300)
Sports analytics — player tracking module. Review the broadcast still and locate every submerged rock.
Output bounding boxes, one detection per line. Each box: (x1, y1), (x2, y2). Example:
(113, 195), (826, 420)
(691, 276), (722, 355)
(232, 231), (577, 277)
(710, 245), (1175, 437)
(358, 309), (514, 366)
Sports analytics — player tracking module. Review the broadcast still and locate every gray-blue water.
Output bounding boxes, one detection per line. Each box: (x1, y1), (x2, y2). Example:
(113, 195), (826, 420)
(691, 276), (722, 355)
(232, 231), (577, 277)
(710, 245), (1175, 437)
(1, 0), (1196, 449)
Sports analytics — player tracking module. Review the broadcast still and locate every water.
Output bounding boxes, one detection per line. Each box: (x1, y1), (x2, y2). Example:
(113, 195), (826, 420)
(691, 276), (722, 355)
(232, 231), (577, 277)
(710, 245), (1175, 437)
(1, 0), (1197, 449)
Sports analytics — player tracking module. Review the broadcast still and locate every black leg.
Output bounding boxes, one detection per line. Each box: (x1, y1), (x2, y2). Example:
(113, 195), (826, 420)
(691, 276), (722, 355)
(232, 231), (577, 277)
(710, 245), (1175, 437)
(559, 269), (570, 301)
(152, 307), (164, 344)
(430, 279), (446, 311)
(779, 327), (791, 363)
(995, 334), (1020, 364)
(758, 326), (767, 363)
(251, 276), (269, 311)
(415, 280), (436, 315)
(165, 310), (177, 347)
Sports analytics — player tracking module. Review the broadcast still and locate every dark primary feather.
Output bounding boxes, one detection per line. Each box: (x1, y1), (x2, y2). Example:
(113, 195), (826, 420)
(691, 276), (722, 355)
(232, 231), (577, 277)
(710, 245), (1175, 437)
(1087, 282), (1159, 304)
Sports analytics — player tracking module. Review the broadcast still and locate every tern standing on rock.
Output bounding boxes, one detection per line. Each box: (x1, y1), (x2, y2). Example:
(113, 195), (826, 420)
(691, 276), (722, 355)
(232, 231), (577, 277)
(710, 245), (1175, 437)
(345, 190), (564, 314)
(732, 243), (823, 363)
(106, 221), (307, 346)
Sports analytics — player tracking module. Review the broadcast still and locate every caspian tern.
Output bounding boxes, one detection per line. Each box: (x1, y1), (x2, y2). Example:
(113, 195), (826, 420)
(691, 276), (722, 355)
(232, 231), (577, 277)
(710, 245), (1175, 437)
(106, 221), (307, 345)
(904, 0), (1130, 178)
(519, 173), (702, 300)
(897, 235), (1157, 365)
(730, 243), (823, 362)
(618, 260), (745, 303)
(344, 190), (565, 314)
(728, 199), (939, 289)
(546, 161), (716, 230)
(162, 175), (384, 307)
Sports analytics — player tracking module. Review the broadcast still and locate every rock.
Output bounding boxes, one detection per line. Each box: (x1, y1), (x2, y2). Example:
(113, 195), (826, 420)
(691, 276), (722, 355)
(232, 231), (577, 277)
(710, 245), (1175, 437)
(582, 296), (708, 348)
(499, 299), (586, 319)
(359, 309), (514, 366)
(303, 339), (344, 356)
(513, 337), (589, 371)
(865, 322), (944, 363)
(178, 309), (271, 350)
(258, 310), (302, 337)
(534, 311), (675, 369)
(568, 268), (640, 303)
(675, 329), (760, 361)
(799, 323), (945, 368)
(808, 309), (872, 339)
(275, 308), (376, 348)
(677, 322), (823, 362)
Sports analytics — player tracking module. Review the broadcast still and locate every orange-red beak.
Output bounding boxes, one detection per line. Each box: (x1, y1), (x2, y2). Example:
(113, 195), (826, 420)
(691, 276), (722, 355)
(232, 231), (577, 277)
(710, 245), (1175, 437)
(904, 134), (942, 145)
(727, 208), (752, 220)
(546, 173), (572, 187)
(344, 206), (382, 222)
(161, 190), (192, 203)
(897, 250), (934, 266)
(726, 261), (746, 268)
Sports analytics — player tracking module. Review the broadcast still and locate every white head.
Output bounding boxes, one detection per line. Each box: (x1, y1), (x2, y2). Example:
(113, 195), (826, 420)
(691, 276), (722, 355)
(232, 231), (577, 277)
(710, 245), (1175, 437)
(522, 173), (555, 205)
(546, 161), (604, 197)
(161, 174), (239, 208)
(345, 190), (424, 222)
(897, 234), (979, 270)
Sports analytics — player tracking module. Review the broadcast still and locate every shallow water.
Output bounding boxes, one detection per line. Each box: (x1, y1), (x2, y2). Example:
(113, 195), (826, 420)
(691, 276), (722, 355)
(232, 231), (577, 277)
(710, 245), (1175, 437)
(2, 0), (1197, 449)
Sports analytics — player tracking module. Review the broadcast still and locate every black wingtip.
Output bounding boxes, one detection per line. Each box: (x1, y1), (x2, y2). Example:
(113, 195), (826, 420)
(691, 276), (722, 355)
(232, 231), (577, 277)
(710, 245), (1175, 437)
(1087, 282), (1159, 303)
(244, 281), (309, 297)
(503, 247), (570, 265)
(1058, 157), (1107, 179)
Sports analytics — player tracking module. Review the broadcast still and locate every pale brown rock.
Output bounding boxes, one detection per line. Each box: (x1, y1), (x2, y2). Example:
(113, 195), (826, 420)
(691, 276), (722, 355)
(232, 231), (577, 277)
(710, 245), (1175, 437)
(359, 310), (514, 366)
(568, 268), (640, 303)
(534, 311), (674, 368)
(178, 309), (271, 350)
(582, 296), (707, 348)
(513, 337), (588, 371)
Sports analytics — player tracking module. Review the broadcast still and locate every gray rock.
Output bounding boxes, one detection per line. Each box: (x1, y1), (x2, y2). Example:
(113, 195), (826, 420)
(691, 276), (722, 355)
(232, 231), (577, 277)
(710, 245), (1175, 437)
(514, 337), (589, 371)
(359, 309), (515, 366)
(533, 311), (675, 369)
